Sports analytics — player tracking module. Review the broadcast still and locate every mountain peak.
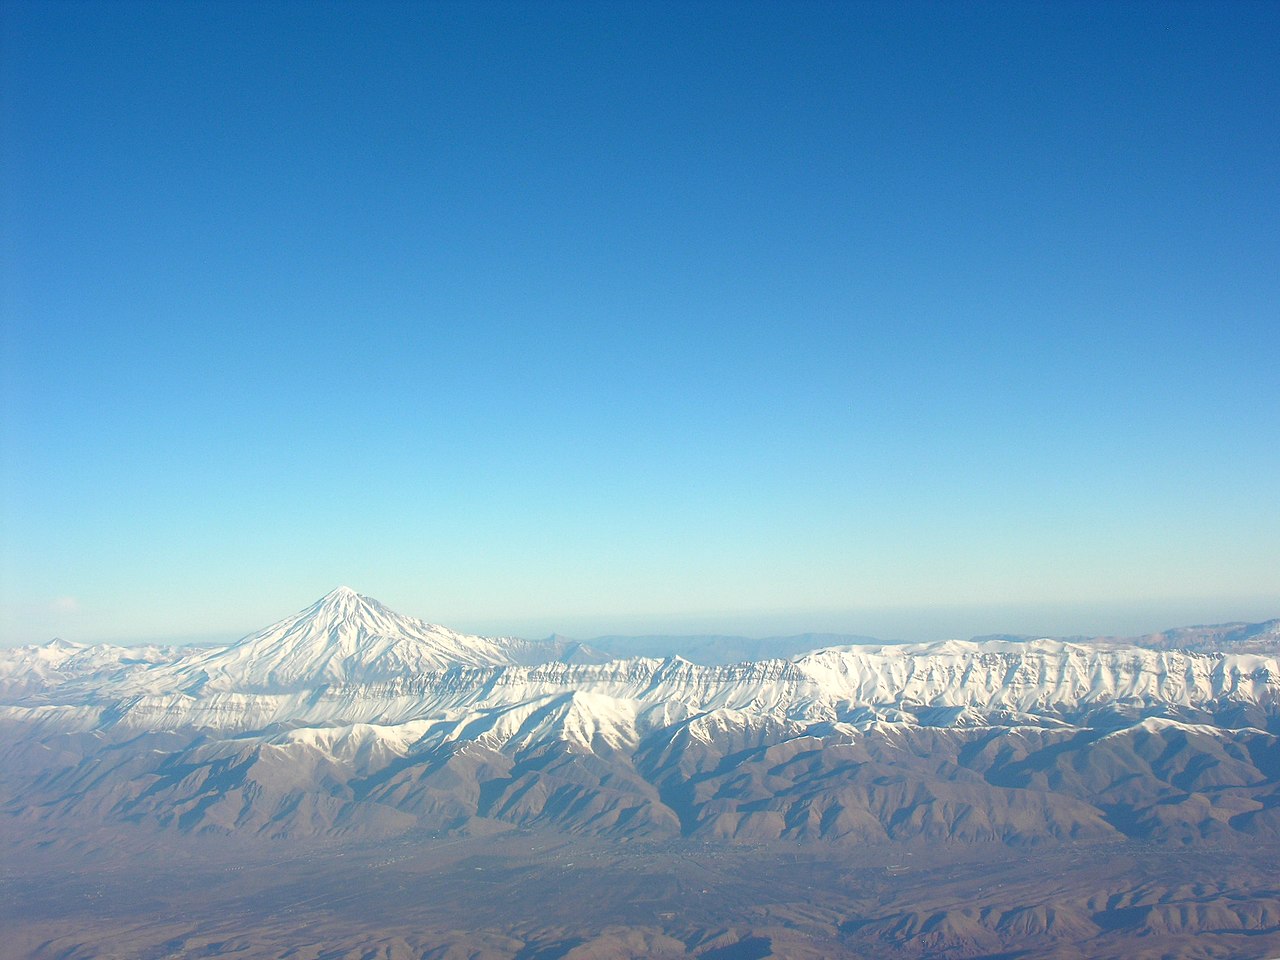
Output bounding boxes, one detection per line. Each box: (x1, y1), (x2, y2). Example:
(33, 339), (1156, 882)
(305, 587), (382, 631)
(301, 587), (410, 640)
(322, 585), (362, 602)
(183, 588), (516, 691)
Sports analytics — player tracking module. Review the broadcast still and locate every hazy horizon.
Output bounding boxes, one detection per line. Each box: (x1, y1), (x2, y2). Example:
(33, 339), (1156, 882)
(5, 585), (1275, 650)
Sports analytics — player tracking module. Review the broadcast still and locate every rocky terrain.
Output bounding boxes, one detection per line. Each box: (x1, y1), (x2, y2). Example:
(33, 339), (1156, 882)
(2, 587), (1278, 958)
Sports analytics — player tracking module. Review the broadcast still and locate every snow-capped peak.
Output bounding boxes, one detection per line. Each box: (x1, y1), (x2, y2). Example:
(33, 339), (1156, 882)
(318, 585), (362, 607)
(293, 586), (418, 646)
(176, 588), (518, 691)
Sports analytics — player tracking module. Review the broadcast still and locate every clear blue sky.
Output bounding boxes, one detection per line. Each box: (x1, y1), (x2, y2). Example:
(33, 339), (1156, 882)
(2, 1), (1277, 645)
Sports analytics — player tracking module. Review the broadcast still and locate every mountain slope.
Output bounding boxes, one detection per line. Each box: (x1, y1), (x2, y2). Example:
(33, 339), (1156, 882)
(171, 586), (517, 691)
(1, 588), (1278, 849)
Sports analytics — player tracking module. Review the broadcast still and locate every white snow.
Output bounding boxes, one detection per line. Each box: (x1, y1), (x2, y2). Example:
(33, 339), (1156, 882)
(2, 588), (1275, 761)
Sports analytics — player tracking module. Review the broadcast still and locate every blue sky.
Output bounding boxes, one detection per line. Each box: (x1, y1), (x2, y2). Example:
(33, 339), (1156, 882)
(2, 1), (1277, 645)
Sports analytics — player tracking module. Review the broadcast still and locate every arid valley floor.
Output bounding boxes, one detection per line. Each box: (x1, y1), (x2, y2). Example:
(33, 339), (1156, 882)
(5, 826), (1280, 960)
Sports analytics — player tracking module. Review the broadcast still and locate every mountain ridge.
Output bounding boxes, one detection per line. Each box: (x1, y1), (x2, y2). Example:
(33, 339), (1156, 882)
(2, 587), (1277, 852)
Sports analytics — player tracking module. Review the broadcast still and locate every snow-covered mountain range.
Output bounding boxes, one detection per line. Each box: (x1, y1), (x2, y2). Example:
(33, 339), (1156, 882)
(2, 587), (1278, 845)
